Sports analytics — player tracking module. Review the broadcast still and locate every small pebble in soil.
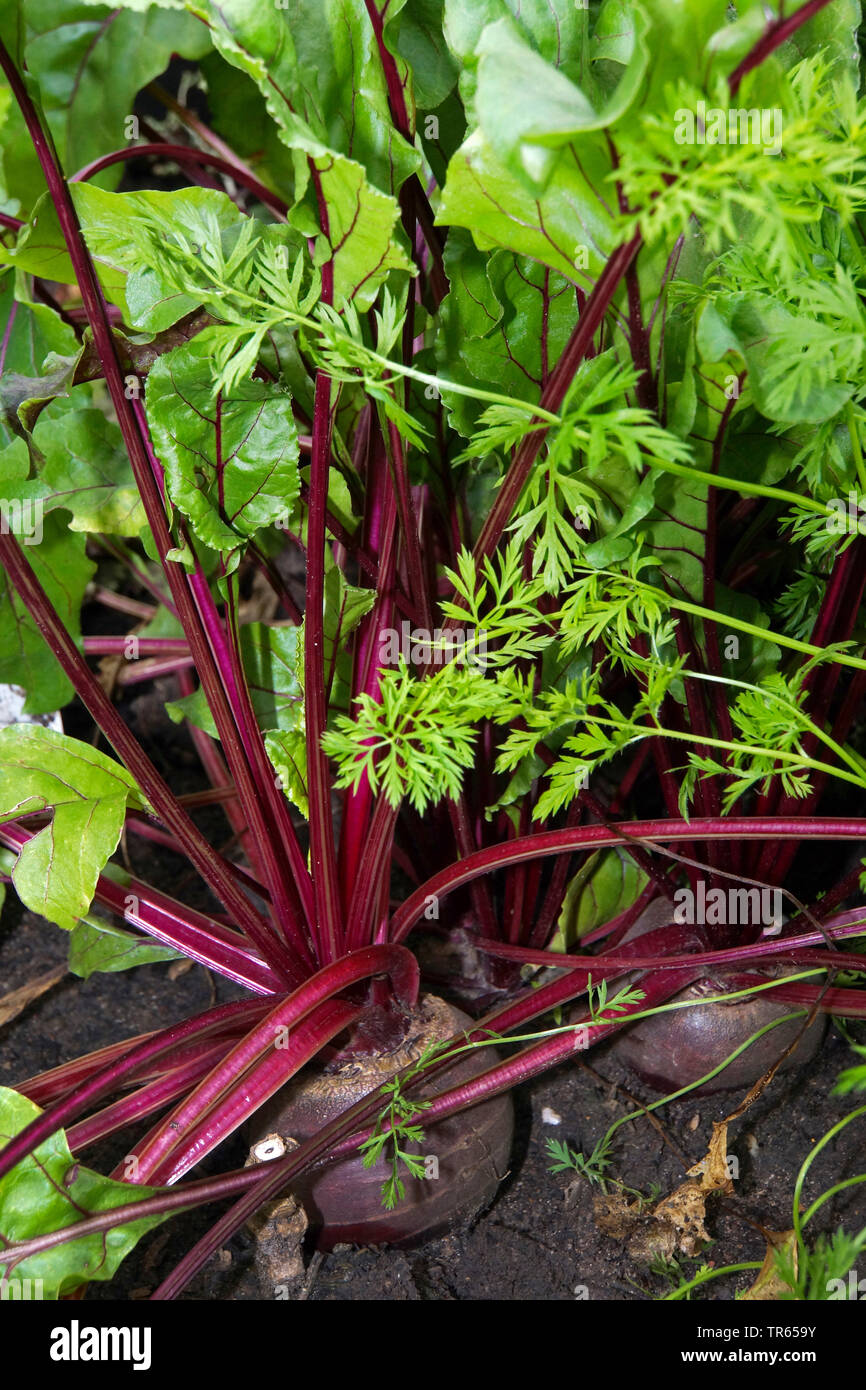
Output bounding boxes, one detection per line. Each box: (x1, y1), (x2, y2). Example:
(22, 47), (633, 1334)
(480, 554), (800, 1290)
(687, 1112), (701, 1131)
(541, 1106), (562, 1125)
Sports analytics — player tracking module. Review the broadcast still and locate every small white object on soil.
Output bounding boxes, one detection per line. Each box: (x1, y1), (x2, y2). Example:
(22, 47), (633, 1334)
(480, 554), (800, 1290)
(541, 1106), (562, 1126)
(253, 1135), (287, 1162)
(0, 685), (63, 733)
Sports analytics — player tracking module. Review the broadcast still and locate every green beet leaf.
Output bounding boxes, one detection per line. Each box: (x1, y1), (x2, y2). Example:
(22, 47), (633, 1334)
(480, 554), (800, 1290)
(0, 1086), (169, 1299)
(23, 1), (211, 185)
(191, 0), (418, 196)
(552, 847), (648, 951)
(0, 403), (147, 535)
(166, 621), (304, 738)
(189, 0), (417, 308)
(265, 728), (309, 820)
(0, 271), (80, 448)
(0, 727), (144, 931)
(145, 330), (301, 565)
(0, 512), (94, 714)
(436, 232), (576, 438)
(474, 12), (648, 192)
(0, 184), (129, 307)
(68, 917), (182, 979)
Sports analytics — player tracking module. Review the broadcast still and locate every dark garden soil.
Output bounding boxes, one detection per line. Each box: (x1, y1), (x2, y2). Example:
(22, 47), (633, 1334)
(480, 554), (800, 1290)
(3, 887), (865, 1302)
(2, 676), (865, 1302)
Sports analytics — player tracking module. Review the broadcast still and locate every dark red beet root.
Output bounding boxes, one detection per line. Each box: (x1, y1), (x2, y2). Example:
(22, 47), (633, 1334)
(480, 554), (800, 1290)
(248, 995), (513, 1249)
(612, 973), (826, 1094)
(607, 901), (826, 1094)
(413, 917), (523, 1013)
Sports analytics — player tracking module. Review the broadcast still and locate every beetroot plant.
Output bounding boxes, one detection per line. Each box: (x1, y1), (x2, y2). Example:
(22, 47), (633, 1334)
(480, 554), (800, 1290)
(1, 0), (866, 1300)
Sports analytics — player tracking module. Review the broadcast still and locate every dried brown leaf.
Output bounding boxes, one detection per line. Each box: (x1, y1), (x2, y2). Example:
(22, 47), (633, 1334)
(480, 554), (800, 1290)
(629, 1124), (734, 1265)
(96, 653), (126, 697)
(741, 1229), (798, 1301)
(0, 965), (66, 1028)
(167, 959), (194, 981)
(628, 1217), (677, 1265)
(653, 1180), (712, 1257)
(687, 1120), (735, 1194)
(592, 1190), (644, 1239)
